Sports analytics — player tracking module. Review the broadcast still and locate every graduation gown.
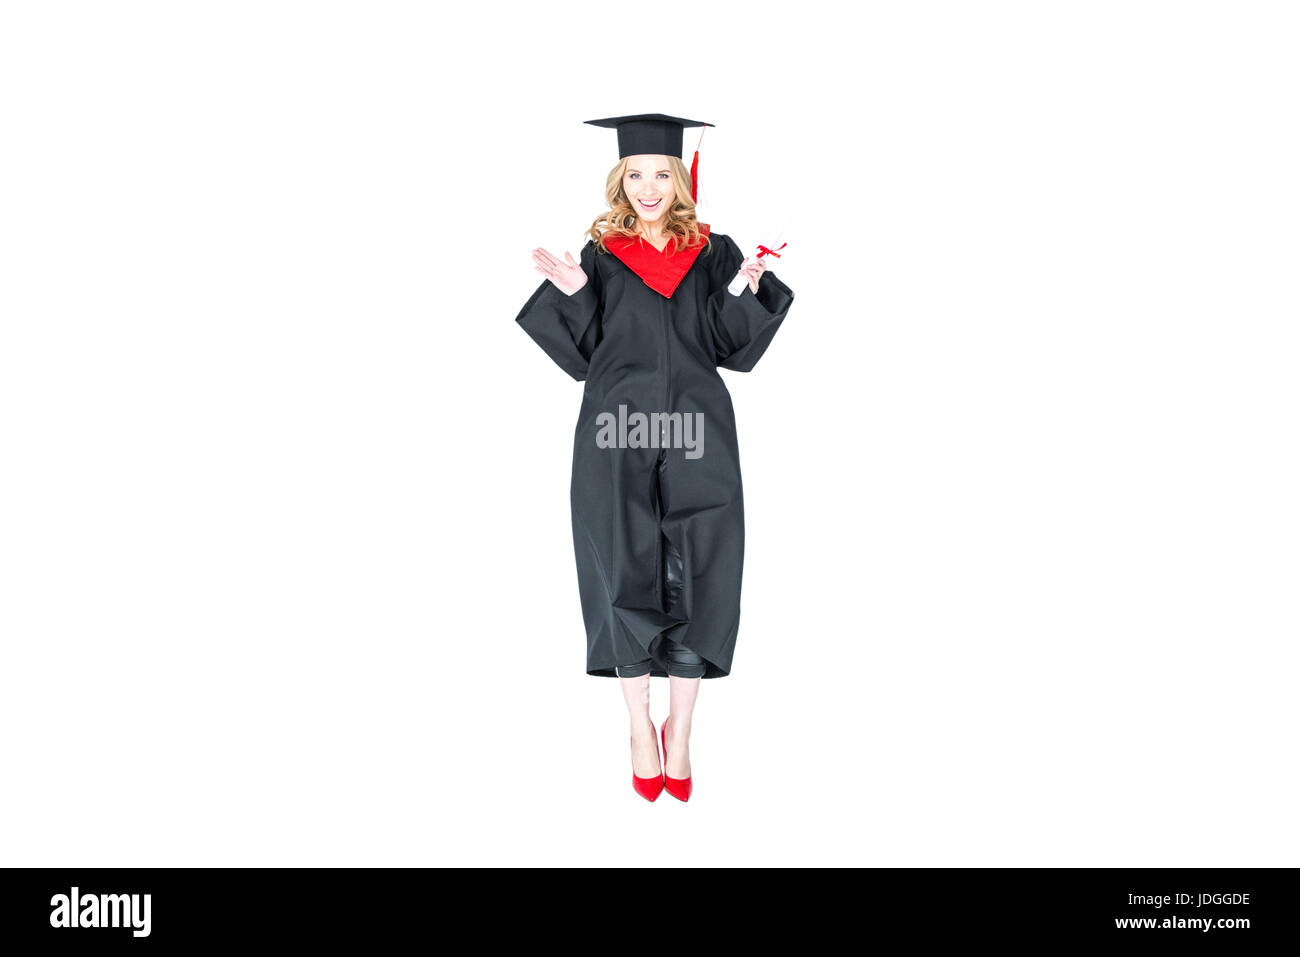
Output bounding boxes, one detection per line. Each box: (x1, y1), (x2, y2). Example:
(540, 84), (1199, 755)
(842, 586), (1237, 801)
(515, 225), (795, 678)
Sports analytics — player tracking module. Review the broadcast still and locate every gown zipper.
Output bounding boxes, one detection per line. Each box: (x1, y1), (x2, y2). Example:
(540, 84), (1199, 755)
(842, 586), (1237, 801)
(660, 293), (670, 443)
(658, 294), (671, 611)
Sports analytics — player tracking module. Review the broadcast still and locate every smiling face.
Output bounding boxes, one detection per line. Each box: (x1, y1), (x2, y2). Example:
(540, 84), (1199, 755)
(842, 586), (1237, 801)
(623, 154), (676, 227)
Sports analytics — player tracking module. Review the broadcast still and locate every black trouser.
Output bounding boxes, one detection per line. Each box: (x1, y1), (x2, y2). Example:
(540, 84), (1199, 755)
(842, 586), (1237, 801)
(615, 644), (706, 679)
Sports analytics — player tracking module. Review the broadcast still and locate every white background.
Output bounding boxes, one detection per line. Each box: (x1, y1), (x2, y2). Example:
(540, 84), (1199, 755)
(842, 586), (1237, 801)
(2, 2), (1297, 866)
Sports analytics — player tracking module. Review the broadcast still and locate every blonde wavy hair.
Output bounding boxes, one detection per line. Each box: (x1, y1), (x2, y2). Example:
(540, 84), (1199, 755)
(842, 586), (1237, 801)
(586, 155), (712, 258)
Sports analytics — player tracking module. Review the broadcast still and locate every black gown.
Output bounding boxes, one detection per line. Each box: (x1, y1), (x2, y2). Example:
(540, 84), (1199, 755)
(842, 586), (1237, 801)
(515, 228), (795, 678)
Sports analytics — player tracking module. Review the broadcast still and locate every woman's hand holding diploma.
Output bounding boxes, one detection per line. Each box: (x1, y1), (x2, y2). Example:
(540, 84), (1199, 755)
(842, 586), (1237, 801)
(533, 247), (588, 296)
(727, 215), (791, 296)
(735, 256), (767, 295)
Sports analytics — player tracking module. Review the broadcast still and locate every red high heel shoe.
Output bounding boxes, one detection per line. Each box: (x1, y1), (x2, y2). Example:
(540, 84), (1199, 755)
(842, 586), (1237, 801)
(631, 720), (664, 802)
(661, 714), (693, 802)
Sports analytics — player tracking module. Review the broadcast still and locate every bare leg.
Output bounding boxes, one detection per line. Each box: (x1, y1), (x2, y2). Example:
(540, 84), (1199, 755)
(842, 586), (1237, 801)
(620, 673), (661, 778)
(664, 675), (701, 779)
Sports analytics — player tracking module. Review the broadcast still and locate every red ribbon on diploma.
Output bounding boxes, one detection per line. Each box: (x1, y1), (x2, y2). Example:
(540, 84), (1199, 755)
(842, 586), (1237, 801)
(756, 242), (787, 259)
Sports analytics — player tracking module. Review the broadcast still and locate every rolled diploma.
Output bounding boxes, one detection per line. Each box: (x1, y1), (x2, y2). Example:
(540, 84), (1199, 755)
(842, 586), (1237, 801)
(727, 221), (790, 296)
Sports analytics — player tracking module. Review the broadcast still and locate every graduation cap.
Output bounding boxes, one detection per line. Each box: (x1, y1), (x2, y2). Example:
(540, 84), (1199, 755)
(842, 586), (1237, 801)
(584, 113), (714, 204)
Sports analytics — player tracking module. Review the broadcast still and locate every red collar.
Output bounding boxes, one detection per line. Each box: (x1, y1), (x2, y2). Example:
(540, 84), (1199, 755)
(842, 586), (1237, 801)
(602, 223), (711, 299)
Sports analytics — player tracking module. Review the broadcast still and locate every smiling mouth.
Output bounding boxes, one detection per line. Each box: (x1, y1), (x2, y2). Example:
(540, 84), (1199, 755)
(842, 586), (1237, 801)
(638, 199), (662, 209)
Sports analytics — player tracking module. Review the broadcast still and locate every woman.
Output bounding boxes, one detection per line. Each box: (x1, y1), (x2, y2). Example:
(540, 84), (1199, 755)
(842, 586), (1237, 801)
(515, 114), (795, 802)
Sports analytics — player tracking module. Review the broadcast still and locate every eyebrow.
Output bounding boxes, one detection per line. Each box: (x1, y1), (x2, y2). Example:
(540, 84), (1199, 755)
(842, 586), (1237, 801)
(629, 169), (670, 174)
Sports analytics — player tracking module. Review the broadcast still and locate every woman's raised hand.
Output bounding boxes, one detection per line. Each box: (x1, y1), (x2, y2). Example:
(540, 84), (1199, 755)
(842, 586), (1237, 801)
(533, 247), (588, 296)
(737, 255), (767, 295)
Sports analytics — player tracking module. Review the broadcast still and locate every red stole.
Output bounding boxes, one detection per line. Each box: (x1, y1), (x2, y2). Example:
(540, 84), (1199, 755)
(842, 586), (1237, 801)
(602, 223), (711, 299)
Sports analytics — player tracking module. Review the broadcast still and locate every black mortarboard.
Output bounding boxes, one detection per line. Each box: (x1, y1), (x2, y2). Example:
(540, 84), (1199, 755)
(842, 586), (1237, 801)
(584, 113), (715, 202)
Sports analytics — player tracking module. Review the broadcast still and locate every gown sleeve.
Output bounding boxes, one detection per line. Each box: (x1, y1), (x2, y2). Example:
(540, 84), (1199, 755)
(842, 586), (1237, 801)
(514, 240), (603, 382)
(704, 232), (795, 373)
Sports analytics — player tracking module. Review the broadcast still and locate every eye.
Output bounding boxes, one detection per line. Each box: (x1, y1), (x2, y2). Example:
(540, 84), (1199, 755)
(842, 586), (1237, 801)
(629, 172), (639, 179)
(658, 173), (669, 179)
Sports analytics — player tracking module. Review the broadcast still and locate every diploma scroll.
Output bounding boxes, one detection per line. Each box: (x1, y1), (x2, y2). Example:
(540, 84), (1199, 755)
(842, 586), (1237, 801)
(727, 215), (793, 296)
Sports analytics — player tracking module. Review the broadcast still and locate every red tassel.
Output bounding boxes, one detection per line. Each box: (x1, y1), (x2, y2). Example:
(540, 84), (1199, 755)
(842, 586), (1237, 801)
(688, 126), (706, 204)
